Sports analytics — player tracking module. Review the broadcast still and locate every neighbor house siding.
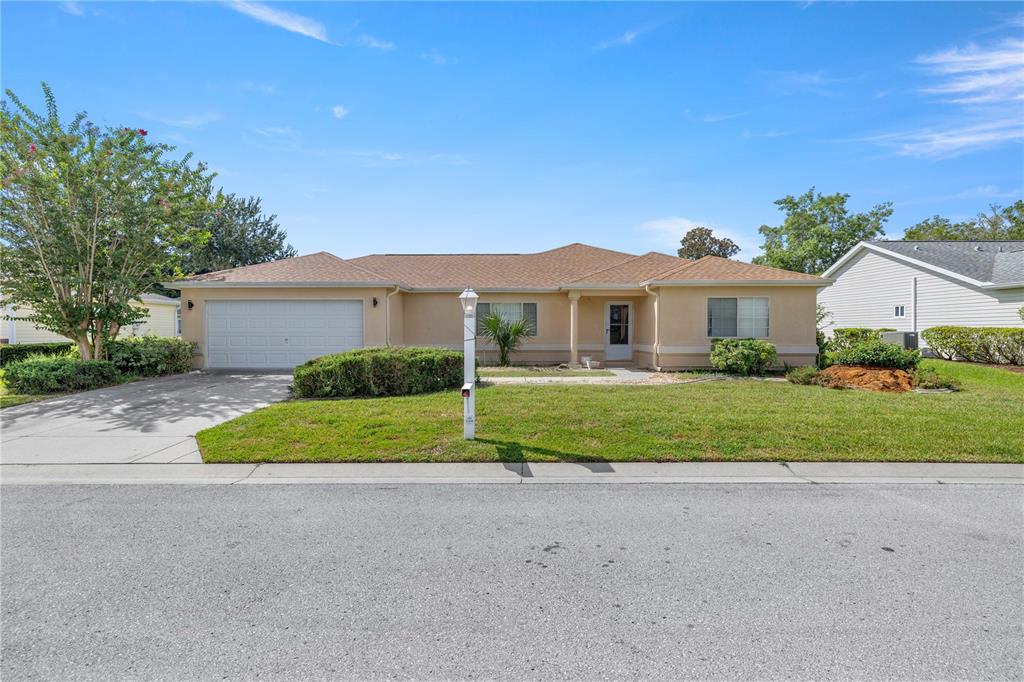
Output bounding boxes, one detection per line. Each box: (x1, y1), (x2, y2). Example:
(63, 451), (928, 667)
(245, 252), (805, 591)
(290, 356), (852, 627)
(5, 301), (178, 345)
(178, 287), (390, 369)
(818, 250), (1024, 338)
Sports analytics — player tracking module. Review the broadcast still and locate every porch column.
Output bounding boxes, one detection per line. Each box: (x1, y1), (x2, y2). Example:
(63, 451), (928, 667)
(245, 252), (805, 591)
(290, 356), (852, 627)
(568, 290), (581, 366)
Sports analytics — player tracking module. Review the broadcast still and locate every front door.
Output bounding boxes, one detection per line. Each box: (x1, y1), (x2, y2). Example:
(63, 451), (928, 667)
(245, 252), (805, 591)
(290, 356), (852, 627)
(604, 302), (633, 361)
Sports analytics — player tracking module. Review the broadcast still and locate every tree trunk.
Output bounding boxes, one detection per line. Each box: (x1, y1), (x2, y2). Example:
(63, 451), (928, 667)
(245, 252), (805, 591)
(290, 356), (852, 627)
(76, 336), (93, 360)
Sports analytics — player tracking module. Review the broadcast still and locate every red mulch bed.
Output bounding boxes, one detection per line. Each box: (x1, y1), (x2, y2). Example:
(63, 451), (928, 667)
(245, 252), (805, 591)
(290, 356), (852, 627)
(817, 365), (916, 393)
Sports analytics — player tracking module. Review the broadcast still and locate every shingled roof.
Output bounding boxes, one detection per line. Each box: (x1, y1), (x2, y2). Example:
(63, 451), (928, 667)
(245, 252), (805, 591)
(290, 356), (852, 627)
(870, 241), (1024, 285)
(168, 243), (828, 290)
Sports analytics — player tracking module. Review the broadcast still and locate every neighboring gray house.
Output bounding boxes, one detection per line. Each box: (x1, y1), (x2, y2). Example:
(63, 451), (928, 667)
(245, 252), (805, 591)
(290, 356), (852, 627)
(818, 241), (1024, 343)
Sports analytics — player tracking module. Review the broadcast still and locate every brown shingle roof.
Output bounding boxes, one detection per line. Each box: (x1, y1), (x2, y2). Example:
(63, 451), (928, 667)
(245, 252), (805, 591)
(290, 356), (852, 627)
(180, 252), (393, 284)
(566, 252), (690, 285)
(649, 255), (826, 282)
(348, 243), (636, 289)
(169, 244), (827, 289)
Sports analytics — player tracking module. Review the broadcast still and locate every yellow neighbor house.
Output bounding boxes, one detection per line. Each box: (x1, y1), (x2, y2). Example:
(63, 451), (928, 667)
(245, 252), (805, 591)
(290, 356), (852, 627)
(2, 294), (181, 345)
(165, 243), (832, 371)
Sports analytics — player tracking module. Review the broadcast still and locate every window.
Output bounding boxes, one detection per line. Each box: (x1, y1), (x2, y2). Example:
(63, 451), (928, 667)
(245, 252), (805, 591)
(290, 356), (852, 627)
(893, 305), (906, 318)
(176, 307), (182, 335)
(707, 297), (769, 338)
(476, 302), (537, 336)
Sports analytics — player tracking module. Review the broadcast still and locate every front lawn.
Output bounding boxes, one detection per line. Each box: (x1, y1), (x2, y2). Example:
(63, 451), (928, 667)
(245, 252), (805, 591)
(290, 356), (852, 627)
(197, 360), (1024, 464)
(478, 367), (615, 377)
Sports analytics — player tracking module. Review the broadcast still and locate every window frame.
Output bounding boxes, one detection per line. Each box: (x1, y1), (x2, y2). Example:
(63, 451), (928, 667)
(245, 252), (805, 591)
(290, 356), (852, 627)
(476, 301), (538, 337)
(706, 296), (770, 339)
(893, 305), (906, 319)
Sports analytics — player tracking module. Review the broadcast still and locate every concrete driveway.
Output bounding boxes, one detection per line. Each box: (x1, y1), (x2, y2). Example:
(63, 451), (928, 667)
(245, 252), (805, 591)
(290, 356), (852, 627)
(0, 373), (292, 464)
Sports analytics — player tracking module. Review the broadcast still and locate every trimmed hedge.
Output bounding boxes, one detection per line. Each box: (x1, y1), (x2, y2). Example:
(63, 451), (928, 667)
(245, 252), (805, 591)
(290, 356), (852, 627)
(106, 337), (196, 377)
(921, 326), (1024, 365)
(710, 338), (778, 375)
(292, 347), (465, 398)
(4, 356), (121, 394)
(0, 342), (74, 367)
(828, 339), (920, 370)
(828, 328), (896, 353)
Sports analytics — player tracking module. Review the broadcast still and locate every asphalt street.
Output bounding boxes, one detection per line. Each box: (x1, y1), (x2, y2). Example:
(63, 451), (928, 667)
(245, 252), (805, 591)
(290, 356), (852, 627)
(2, 483), (1022, 681)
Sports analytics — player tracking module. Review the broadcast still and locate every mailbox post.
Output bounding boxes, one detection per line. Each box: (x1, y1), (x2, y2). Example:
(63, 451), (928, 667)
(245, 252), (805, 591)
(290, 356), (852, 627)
(458, 289), (479, 439)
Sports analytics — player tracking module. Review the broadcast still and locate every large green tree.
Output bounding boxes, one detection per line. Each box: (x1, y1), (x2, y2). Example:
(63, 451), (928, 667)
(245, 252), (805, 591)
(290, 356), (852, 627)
(904, 201), (1024, 240)
(181, 193), (296, 275)
(752, 188), (893, 274)
(677, 226), (740, 259)
(0, 84), (213, 359)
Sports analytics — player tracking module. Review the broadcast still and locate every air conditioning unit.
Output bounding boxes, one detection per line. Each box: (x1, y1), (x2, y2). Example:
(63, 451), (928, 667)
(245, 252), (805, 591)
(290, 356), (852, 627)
(881, 331), (918, 350)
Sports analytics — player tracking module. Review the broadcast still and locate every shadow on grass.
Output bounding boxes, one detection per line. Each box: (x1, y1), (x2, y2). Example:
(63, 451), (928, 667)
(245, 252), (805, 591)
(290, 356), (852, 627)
(475, 438), (614, 473)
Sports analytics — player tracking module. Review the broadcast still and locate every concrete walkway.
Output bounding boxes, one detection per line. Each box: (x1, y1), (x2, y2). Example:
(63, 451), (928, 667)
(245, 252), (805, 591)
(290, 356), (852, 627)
(0, 372), (292, 465)
(481, 368), (707, 384)
(2, 461), (1021, 485)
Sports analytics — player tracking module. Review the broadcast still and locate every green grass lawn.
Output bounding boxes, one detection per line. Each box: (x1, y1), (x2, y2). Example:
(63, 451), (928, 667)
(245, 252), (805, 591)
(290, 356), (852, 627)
(478, 367), (615, 377)
(197, 360), (1024, 464)
(0, 370), (51, 409)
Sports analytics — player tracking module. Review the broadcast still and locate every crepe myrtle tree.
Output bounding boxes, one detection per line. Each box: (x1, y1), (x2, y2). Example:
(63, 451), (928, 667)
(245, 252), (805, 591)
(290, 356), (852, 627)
(1, 83), (214, 359)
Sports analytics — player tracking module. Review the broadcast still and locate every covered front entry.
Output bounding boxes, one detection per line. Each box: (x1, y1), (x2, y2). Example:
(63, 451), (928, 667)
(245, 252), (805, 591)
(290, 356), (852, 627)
(567, 291), (648, 366)
(205, 300), (363, 369)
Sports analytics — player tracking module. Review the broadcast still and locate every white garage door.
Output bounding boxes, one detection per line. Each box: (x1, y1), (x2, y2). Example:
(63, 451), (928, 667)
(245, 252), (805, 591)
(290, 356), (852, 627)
(205, 300), (363, 369)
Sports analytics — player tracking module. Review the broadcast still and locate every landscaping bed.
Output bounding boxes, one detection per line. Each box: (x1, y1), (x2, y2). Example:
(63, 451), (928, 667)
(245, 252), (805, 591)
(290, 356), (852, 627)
(478, 367), (615, 377)
(197, 360), (1023, 464)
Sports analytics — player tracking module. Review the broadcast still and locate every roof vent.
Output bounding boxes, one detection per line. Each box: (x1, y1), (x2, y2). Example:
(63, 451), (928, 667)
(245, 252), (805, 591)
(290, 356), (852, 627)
(913, 245), (922, 251)
(975, 245), (983, 251)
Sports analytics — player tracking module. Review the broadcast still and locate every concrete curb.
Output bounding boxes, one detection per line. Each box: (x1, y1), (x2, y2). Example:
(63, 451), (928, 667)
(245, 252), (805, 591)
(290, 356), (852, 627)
(1, 461), (1021, 485)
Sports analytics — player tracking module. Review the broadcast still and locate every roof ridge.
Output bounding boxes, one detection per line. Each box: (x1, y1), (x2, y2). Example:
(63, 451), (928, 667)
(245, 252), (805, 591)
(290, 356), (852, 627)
(649, 254), (709, 280)
(320, 251), (393, 280)
(565, 251), (688, 285)
(534, 242), (636, 258)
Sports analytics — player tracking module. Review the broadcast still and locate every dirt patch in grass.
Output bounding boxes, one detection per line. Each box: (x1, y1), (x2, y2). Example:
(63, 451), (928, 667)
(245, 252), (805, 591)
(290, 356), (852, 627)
(818, 365), (916, 393)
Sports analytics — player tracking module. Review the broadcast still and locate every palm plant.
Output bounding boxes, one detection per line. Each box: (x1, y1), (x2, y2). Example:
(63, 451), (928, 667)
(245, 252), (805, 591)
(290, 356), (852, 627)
(479, 314), (531, 366)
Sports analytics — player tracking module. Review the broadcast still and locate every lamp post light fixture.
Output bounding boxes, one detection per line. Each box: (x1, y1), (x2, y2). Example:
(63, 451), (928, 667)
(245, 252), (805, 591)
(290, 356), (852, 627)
(458, 288), (479, 440)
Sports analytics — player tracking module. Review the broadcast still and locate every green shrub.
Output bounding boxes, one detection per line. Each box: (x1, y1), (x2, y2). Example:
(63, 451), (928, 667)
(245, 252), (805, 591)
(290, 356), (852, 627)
(827, 340), (920, 370)
(828, 328), (897, 353)
(4, 356), (121, 394)
(709, 339), (778, 375)
(921, 326), (1024, 365)
(785, 366), (821, 385)
(914, 367), (961, 391)
(292, 346), (465, 398)
(106, 337), (196, 376)
(0, 342), (75, 366)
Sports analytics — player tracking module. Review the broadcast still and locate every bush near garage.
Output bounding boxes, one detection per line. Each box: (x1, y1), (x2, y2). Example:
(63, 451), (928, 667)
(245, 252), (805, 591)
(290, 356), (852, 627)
(106, 337), (196, 377)
(827, 339), (920, 370)
(4, 355), (121, 394)
(0, 341), (75, 366)
(292, 347), (465, 399)
(709, 339), (778, 375)
(827, 328), (896, 353)
(921, 327), (1024, 365)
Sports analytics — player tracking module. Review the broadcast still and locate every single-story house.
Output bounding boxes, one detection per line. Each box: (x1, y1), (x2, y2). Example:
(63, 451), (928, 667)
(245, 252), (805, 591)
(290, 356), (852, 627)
(818, 240), (1024, 341)
(1, 294), (181, 345)
(166, 243), (829, 370)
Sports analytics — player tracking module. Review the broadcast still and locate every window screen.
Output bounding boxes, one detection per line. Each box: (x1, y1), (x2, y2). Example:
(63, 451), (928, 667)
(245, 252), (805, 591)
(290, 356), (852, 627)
(708, 297), (768, 338)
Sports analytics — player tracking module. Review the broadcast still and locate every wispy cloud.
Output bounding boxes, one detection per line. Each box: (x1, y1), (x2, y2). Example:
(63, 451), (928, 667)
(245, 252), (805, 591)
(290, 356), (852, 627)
(249, 125), (294, 138)
(60, 2), (84, 16)
(861, 118), (1024, 159)
(762, 69), (842, 96)
(237, 81), (276, 96)
(354, 34), (394, 51)
(594, 26), (653, 50)
(225, 1), (329, 43)
(137, 111), (222, 129)
(331, 105), (349, 119)
(420, 48), (450, 65)
(635, 217), (758, 258)
(740, 128), (796, 140)
(685, 109), (746, 124)
(916, 38), (1024, 104)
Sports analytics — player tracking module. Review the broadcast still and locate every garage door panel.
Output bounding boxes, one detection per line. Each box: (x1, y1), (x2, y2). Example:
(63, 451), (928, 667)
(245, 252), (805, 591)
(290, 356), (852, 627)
(205, 300), (363, 369)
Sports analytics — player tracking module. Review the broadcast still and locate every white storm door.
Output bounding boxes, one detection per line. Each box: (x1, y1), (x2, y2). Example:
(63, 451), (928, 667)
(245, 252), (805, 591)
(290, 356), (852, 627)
(604, 302), (633, 361)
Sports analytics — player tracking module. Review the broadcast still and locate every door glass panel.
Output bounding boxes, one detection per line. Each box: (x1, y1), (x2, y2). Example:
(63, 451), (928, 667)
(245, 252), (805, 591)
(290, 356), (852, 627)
(609, 305), (629, 345)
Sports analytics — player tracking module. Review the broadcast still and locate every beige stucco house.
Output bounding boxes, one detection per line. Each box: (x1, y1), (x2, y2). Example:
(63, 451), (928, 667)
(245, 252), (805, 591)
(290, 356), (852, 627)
(165, 243), (830, 370)
(2, 294), (181, 345)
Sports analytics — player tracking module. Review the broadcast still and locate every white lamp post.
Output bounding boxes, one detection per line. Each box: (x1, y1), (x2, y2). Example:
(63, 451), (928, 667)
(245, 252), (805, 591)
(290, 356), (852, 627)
(458, 288), (479, 440)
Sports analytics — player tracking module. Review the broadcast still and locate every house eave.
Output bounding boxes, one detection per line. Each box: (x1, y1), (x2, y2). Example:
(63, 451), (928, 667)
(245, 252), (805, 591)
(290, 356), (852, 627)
(164, 280), (404, 290)
(642, 279), (832, 287)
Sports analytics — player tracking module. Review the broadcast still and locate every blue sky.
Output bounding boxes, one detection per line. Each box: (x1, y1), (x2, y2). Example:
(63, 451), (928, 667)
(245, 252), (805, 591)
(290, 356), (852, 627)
(3, 2), (1023, 260)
